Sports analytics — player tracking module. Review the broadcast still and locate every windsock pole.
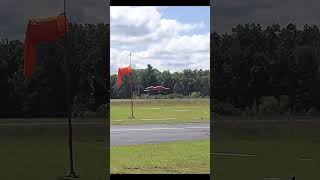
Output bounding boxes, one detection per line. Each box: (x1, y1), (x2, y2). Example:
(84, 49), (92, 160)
(129, 52), (134, 118)
(63, 0), (78, 178)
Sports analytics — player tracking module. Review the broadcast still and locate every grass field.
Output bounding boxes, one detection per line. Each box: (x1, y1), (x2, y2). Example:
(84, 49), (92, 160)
(0, 118), (107, 180)
(110, 99), (209, 125)
(213, 120), (320, 180)
(110, 99), (210, 174)
(110, 139), (209, 174)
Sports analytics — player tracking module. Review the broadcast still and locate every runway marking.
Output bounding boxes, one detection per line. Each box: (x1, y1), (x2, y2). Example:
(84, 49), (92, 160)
(141, 108), (161, 110)
(114, 120), (125, 122)
(112, 132), (209, 136)
(140, 118), (176, 121)
(213, 152), (257, 157)
(111, 126), (209, 132)
(175, 109), (191, 112)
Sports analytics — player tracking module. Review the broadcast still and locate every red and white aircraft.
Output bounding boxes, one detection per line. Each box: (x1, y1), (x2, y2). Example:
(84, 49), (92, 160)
(143, 85), (170, 94)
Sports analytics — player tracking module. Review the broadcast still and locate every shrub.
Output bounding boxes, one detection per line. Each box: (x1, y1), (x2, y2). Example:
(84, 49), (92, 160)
(251, 101), (258, 115)
(83, 110), (98, 117)
(244, 106), (254, 116)
(174, 93), (184, 98)
(191, 91), (201, 98)
(279, 95), (290, 113)
(96, 104), (108, 117)
(214, 100), (241, 115)
(168, 94), (175, 99)
(306, 107), (320, 116)
(258, 96), (280, 114)
(154, 94), (167, 99)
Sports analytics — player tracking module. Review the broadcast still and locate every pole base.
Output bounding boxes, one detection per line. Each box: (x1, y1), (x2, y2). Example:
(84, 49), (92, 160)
(129, 116), (135, 119)
(61, 173), (79, 180)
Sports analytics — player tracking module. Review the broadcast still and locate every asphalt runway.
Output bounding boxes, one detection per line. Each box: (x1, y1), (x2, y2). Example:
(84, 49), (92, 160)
(111, 123), (210, 146)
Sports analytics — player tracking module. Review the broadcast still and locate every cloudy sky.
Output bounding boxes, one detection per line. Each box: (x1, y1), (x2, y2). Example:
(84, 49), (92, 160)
(0, 0), (107, 40)
(110, 6), (210, 74)
(213, 0), (320, 34)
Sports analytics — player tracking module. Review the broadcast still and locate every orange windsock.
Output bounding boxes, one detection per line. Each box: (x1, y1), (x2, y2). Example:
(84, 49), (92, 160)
(24, 14), (69, 79)
(117, 66), (132, 87)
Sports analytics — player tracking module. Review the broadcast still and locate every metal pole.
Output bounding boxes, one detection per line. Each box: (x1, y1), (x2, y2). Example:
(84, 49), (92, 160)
(63, 0), (77, 178)
(129, 53), (134, 118)
(129, 52), (131, 66)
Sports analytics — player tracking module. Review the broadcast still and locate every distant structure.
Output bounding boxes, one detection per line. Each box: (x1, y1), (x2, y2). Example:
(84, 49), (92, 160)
(143, 85), (170, 95)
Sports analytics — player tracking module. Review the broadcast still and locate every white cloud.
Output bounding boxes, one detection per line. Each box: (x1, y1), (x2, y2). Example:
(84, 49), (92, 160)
(110, 6), (209, 74)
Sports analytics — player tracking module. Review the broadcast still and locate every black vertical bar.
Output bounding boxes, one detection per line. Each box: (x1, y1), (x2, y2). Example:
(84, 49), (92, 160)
(210, 0), (214, 178)
(63, 0), (77, 177)
(106, 2), (110, 178)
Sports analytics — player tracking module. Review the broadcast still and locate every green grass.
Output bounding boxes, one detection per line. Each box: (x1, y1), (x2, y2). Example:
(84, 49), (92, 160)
(0, 119), (107, 180)
(213, 121), (320, 180)
(110, 99), (210, 174)
(110, 140), (210, 174)
(110, 99), (209, 125)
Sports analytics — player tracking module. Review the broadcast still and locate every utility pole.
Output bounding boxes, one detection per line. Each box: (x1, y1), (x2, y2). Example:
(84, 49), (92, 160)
(63, 0), (78, 178)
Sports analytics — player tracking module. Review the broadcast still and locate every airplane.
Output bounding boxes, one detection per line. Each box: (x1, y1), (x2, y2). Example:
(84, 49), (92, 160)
(143, 85), (170, 95)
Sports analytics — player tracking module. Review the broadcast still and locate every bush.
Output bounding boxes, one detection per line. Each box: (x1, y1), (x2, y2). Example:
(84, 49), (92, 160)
(191, 91), (201, 98)
(251, 101), (258, 115)
(279, 95), (290, 113)
(258, 96), (280, 114)
(244, 106), (254, 116)
(168, 94), (175, 99)
(174, 93), (184, 98)
(96, 104), (108, 117)
(83, 110), (98, 117)
(154, 94), (167, 99)
(306, 107), (320, 116)
(80, 104), (109, 118)
(214, 100), (241, 115)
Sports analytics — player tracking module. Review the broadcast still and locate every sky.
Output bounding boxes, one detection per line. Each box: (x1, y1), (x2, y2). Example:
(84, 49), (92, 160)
(213, 0), (320, 34)
(0, 0), (107, 40)
(110, 6), (210, 74)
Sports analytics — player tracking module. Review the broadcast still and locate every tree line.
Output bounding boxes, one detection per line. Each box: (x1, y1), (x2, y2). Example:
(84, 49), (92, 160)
(110, 64), (210, 99)
(212, 23), (320, 116)
(0, 23), (109, 118)
(5, 22), (317, 117)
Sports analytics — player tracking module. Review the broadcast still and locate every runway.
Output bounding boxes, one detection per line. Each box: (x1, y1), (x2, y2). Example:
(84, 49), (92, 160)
(111, 123), (210, 146)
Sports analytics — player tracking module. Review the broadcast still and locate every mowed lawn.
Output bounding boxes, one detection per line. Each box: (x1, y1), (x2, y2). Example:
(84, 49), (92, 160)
(111, 140), (210, 174)
(110, 99), (209, 125)
(0, 119), (107, 180)
(110, 99), (210, 174)
(213, 120), (320, 180)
